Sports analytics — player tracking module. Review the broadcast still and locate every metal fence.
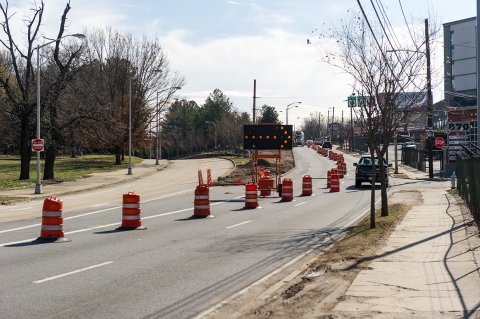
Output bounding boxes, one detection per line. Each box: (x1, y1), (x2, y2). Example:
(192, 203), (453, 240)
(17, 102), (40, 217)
(456, 157), (480, 225)
(401, 148), (426, 171)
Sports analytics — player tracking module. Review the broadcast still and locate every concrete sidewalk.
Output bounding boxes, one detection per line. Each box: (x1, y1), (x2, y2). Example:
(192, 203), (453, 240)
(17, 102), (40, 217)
(0, 159), (168, 201)
(333, 186), (480, 318)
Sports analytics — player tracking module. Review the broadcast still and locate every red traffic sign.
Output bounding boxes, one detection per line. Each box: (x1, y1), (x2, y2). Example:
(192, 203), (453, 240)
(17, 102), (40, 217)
(434, 137), (445, 148)
(31, 139), (45, 152)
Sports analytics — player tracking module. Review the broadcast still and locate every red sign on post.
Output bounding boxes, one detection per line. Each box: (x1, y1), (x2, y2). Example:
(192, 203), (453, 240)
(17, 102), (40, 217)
(434, 137), (445, 149)
(31, 138), (45, 152)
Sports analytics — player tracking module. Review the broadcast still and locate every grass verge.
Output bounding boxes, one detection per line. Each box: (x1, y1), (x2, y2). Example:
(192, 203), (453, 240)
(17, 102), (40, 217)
(311, 203), (411, 273)
(0, 155), (143, 191)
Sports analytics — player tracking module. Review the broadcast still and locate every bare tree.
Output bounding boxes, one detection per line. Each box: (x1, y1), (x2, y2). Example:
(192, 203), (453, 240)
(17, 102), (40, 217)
(320, 12), (434, 225)
(80, 28), (184, 164)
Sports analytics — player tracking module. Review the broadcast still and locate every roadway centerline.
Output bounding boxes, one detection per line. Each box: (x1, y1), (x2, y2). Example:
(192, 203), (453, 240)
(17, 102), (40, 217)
(33, 261), (114, 284)
(0, 196), (245, 247)
(0, 189), (194, 235)
(226, 220), (252, 229)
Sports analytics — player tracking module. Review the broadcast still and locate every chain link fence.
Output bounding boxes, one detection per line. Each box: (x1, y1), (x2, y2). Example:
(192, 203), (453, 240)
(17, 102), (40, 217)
(456, 157), (480, 225)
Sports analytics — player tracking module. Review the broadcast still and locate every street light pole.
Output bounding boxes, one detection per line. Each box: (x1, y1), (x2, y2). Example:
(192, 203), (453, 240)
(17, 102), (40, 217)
(34, 33), (85, 194)
(286, 101), (301, 125)
(155, 91), (160, 165)
(128, 75), (132, 175)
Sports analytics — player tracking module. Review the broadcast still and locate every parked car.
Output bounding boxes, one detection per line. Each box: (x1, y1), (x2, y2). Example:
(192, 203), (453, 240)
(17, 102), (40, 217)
(353, 156), (391, 188)
(403, 141), (416, 149)
(321, 141), (332, 149)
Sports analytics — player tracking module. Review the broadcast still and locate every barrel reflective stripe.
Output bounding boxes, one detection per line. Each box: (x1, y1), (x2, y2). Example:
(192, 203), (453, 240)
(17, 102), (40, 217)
(122, 215), (141, 220)
(246, 191), (258, 195)
(245, 199), (258, 203)
(123, 203), (140, 209)
(282, 192), (293, 196)
(41, 225), (63, 231)
(42, 211), (63, 217)
(195, 195), (209, 200)
(303, 188), (312, 191)
(194, 205), (210, 209)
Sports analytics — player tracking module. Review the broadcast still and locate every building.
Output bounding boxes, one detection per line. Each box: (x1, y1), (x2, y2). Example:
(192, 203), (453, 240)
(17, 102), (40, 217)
(443, 17), (477, 108)
(443, 17), (478, 160)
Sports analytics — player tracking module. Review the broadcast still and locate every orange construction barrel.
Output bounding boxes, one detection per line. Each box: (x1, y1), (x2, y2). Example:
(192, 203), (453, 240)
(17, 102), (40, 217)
(330, 171), (340, 193)
(120, 192), (145, 230)
(302, 175), (313, 196)
(281, 178), (294, 201)
(194, 185), (211, 217)
(39, 197), (68, 241)
(245, 183), (259, 208)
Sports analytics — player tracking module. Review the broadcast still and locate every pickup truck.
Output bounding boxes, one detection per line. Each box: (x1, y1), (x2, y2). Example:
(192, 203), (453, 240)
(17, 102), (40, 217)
(353, 156), (391, 188)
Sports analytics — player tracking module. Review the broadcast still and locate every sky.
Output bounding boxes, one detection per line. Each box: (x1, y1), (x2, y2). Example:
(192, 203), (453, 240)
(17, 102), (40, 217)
(6, 0), (478, 129)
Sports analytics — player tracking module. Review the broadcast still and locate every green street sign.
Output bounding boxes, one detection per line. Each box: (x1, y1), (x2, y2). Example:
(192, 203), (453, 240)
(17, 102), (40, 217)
(347, 95), (367, 107)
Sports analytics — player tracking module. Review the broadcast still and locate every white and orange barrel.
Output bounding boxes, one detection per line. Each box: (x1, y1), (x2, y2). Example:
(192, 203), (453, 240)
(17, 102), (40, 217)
(302, 175), (313, 196)
(39, 197), (65, 240)
(281, 178), (294, 201)
(121, 192), (143, 229)
(327, 169), (332, 188)
(194, 185), (211, 217)
(245, 183), (259, 208)
(330, 171), (340, 193)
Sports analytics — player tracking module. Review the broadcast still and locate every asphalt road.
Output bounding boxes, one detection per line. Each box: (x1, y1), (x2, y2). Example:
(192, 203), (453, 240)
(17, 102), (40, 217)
(0, 148), (390, 319)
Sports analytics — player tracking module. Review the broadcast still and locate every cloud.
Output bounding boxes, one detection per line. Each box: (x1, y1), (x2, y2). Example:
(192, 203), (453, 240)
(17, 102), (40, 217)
(160, 28), (352, 126)
(227, 1), (242, 5)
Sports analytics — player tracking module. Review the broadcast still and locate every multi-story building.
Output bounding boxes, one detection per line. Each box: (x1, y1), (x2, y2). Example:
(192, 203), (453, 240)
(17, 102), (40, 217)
(443, 17), (478, 160)
(444, 17), (477, 108)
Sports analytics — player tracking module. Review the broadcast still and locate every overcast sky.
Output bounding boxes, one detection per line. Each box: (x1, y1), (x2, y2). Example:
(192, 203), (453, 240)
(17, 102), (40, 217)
(7, 0), (477, 128)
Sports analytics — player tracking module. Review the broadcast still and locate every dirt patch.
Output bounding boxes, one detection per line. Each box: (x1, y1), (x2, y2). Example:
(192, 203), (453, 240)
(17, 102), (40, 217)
(215, 150), (295, 185)
(205, 190), (421, 319)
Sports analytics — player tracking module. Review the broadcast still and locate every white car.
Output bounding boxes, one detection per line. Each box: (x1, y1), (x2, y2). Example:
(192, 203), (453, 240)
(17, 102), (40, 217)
(404, 141), (416, 149)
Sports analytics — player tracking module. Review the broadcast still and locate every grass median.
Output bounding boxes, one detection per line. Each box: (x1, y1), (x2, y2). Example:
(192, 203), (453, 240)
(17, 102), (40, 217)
(0, 155), (143, 191)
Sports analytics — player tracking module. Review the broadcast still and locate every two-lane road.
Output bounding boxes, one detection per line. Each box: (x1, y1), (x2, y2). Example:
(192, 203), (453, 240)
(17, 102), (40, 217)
(0, 147), (387, 319)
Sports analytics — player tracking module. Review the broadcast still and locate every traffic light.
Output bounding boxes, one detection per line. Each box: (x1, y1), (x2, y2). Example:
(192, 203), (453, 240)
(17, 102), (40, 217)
(243, 125), (293, 150)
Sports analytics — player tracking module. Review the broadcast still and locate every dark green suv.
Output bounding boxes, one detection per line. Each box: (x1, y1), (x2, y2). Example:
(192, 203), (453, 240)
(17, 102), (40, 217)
(353, 156), (391, 188)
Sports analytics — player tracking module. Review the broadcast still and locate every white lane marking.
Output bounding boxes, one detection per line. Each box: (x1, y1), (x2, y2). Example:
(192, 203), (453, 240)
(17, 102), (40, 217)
(0, 196), (243, 246)
(90, 203), (109, 208)
(226, 220), (252, 229)
(294, 202), (306, 207)
(33, 261), (113, 284)
(10, 207), (33, 212)
(0, 189), (193, 235)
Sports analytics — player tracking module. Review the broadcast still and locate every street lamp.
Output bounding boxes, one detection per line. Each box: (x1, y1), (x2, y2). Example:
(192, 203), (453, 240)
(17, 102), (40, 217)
(286, 101), (301, 125)
(206, 121), (217, 151)
(34, 33), (86, 194)
(155, 86), (181, 165)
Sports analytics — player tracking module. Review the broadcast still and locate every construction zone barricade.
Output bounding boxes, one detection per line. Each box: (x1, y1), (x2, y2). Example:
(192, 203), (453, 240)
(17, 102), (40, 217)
(259, 178), (274, 196)
(38, 197), (70, 242)
(302, 175), (313, 196)
(207, 169), (212, 187)
(194, 185), (212, 218)
(330, 170), (340, 193)
(245, 183), (259, 208)
(119, 192), (146, 230)
(281, 178), (294, 201)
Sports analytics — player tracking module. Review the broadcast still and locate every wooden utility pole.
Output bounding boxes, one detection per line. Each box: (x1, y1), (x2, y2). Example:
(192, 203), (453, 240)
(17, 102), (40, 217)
(253, 79), (257, 124)
(425, 19), (434, 179)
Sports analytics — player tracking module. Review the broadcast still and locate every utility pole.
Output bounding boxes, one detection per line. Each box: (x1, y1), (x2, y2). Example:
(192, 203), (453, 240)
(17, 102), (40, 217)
(253, 79), (257, 124)
(327, 109), (330, 140)
(331, 107), (335, 142)
(425, 18), (434, 179)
